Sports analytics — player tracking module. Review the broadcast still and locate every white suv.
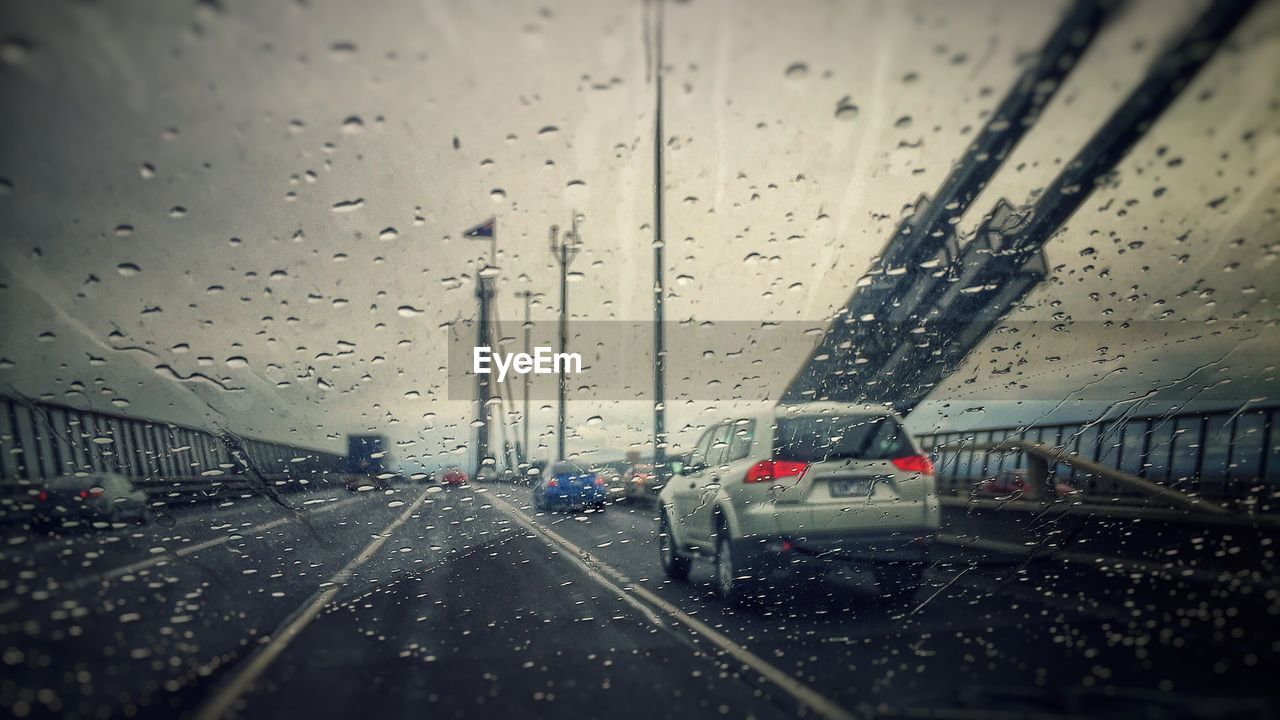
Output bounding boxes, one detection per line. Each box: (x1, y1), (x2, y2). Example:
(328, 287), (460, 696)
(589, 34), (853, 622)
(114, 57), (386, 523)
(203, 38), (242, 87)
(657, 403), (939, 605)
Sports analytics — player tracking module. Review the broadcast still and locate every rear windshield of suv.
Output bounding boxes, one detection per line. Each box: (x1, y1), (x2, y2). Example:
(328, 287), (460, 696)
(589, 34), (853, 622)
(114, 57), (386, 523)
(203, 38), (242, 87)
(774, 414), (912, 463)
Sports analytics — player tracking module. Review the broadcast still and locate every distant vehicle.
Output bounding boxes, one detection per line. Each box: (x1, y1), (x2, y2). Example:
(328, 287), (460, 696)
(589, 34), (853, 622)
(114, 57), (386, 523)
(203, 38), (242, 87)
(978, 469), (1075, 499)
(622, 463), (660, 503)
(33, 473), (148, 528)
(441, 467), (468, 486)
(532, 461), (606, 512)
(344, 474), (391, 492)
(346, 434), (389, 476)
(595, 465), (626, 500)
(657, 403), (939, 606)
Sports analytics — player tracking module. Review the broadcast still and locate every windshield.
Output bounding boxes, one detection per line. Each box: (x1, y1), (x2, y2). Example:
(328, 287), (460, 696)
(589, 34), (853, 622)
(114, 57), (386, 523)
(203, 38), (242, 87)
(775, 415), (911, 463)
(1, 1), (1277, 719)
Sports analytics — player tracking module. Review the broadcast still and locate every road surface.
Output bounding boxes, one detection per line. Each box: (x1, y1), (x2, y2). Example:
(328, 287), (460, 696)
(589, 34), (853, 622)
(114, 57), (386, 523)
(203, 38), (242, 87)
(2, 483), (1275, 719)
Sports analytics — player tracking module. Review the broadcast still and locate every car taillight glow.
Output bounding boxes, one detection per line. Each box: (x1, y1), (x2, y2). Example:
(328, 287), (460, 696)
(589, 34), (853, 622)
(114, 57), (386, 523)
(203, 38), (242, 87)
(744, 460), (809, 483)
(593, 476), (604, 486)
(547, 478), (558, 487)
(38, 491), (48, 501)
(891, 455), (935, 475)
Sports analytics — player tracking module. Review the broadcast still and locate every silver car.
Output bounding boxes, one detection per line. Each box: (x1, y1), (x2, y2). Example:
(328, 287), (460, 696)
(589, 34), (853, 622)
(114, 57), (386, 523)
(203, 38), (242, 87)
(658, 403), (939, 605)
(35, 473), (149, 528)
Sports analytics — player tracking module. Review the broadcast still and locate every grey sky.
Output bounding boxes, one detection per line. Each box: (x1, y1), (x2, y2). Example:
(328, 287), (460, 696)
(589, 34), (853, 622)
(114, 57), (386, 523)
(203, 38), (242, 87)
(1, 0), (1277, 468)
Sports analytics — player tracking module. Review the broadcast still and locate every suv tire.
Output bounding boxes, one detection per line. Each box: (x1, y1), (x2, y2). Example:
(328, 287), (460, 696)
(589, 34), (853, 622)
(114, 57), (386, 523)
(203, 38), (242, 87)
(715, 533), (755, 606)
(658, 512), (691, 581)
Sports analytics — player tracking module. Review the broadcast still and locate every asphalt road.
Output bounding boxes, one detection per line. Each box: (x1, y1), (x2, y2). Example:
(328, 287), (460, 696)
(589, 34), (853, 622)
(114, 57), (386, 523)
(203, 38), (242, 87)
(2, 483), (1277, 719)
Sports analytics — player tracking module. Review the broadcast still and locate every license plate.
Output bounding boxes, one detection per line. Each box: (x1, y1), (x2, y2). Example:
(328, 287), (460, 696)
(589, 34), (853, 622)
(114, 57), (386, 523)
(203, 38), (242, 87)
(829, 478), (874, 497)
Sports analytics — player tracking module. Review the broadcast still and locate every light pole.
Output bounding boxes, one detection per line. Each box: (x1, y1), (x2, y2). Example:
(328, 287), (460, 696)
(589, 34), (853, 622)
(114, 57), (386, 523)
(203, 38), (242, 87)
(513, 289), (540, 468)
(651, 0), (668, 486)
(550, 216), (580, 461)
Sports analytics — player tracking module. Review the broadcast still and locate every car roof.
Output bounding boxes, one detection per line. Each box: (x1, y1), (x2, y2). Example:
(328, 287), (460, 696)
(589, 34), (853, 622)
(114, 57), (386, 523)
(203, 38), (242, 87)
(774, 401), (900, 418)
(698, 403), (903, 431)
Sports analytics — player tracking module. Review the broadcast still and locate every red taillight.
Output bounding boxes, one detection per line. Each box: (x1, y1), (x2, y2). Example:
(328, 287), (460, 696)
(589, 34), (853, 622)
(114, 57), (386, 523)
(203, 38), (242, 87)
(744, 460), (809, 483)
(593, 477), (604, 486)
(891, 455), (935, 475)
(547, 478), (558, 487)
(38, 491), (48, 501)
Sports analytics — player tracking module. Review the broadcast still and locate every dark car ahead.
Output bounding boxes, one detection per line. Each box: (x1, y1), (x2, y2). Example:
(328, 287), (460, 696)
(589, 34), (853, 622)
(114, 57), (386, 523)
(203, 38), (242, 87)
(34, 473), (148, 529)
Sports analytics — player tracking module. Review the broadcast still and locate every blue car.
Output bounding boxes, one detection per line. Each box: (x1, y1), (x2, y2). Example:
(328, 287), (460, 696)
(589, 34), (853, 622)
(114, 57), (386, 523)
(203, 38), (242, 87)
(532, 462), (607, 512)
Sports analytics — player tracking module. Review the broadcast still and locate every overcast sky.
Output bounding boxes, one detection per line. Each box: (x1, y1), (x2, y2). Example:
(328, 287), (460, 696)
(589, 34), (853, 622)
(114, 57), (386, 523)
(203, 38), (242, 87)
(1, 0), (1277, 468)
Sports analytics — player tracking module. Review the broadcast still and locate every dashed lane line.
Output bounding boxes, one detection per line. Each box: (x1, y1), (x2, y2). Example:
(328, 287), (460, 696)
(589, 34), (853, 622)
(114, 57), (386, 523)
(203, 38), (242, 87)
(191, 486), (434, 720)
(486, 490), (857, 720)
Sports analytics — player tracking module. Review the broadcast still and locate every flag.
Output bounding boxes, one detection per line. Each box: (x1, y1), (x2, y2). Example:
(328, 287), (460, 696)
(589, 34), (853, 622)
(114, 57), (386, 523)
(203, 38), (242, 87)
(464, 218), (495, 239)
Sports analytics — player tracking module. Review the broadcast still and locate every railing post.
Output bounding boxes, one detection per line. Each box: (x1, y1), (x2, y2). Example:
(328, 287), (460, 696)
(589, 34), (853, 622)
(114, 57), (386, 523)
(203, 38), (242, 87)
(1025, 450), (1052, 502)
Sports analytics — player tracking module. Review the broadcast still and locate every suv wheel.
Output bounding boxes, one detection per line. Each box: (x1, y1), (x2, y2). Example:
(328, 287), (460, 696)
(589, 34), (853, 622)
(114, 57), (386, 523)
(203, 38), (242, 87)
(715, 533), (754, 606)
(658, 512), (691, 581)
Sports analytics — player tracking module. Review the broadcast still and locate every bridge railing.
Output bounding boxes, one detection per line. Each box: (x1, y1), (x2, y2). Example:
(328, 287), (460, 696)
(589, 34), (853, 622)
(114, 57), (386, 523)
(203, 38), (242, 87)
(927, 439), (1233, 515)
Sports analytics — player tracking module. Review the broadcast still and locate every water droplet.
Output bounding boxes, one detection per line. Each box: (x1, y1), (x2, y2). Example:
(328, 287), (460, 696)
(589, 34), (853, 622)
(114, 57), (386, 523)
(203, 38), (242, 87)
(168, 206), (187, 219)
(342, 116), (364, 134)
(835, 96), (859, 121)
(785, 62), (808, 79)
(0, 38), (31, 66)
(894, 115), (913, 129)
(114, 224), (134, 237)
(332, 198), (365, 212)
(379, 227), (399, 241)
(537, 125), (559, 137)
(226, 356), (249, 369)
(490, 188), (507, 202)
(398, 305), (424, 318)
(139, 163), (156, 179)
(116, 263), (141, 277)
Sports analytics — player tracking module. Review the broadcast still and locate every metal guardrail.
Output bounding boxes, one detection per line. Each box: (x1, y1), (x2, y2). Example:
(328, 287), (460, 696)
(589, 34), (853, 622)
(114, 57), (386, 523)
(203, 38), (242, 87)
(945, 439), (1233, 515)
(0, 473), (388, 529)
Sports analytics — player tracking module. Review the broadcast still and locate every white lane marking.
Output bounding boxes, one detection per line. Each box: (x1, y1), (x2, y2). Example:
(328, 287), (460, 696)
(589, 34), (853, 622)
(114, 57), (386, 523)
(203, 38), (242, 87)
(193, 486), (433, 720)
(58, 495), (363, 594)
(487, 492), (856, 720)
